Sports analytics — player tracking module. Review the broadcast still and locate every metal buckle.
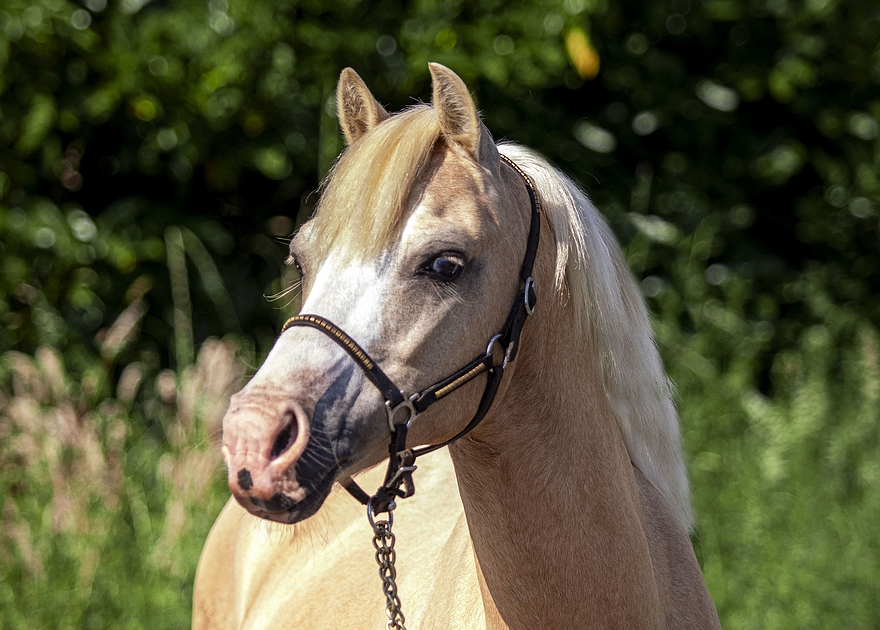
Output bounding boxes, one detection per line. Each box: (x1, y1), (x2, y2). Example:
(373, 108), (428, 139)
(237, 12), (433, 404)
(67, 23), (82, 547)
(485, 333), (513, 369)
(524, 277), (537, 316)
(385, 392), (419, 432)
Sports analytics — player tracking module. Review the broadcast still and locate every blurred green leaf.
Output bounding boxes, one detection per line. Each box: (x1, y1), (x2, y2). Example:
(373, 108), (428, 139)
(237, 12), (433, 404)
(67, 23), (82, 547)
(14, 93), (57, 156)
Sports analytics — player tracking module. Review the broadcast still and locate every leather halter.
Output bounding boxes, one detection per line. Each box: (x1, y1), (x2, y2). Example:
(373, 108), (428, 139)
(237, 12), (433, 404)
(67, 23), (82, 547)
(281, 154), (541, 515)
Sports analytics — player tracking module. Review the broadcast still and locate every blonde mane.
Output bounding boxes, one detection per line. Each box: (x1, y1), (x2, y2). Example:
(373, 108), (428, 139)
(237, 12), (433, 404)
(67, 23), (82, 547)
(498, 143), (692, 529)
(311, 110), (692, 529)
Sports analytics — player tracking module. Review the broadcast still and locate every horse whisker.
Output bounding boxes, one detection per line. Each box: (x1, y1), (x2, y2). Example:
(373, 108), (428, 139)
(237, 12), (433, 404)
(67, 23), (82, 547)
(266, 280), (303, 302)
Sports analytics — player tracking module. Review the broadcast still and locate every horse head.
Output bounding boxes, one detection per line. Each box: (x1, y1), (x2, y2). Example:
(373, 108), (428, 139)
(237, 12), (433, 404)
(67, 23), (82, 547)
(221, 64), (539, 523)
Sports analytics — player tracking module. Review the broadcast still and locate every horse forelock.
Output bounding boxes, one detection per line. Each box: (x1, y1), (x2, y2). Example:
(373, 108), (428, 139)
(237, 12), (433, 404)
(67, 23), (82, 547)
(309, 105), (442, 262)
(497, 142), (694, 530)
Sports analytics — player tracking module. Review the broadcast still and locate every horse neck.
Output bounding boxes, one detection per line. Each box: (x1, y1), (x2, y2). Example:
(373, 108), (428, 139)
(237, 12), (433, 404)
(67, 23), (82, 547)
(448, 286), (664, 629)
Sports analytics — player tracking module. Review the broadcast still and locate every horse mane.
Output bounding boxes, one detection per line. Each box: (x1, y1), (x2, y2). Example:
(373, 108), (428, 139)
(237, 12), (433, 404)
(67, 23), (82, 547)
(311, 107), (692, 529)
(498, 143), (693, 530)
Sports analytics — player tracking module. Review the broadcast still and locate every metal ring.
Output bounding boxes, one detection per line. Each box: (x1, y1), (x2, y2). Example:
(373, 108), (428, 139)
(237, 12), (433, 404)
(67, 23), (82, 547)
(485, 333), (510, 369)
(367, 499), (395, 530)
(385, 393), (418, 432)
(485, 333), (504, 358)
(524, 277), (537, 316)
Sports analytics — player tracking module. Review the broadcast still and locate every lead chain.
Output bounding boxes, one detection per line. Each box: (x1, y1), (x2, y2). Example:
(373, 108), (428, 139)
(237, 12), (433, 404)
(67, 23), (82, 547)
(371, 517), (407, 630)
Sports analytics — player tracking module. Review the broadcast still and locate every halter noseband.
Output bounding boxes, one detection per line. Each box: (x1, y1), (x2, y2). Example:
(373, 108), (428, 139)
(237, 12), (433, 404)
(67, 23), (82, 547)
(281, 154), (541, 516)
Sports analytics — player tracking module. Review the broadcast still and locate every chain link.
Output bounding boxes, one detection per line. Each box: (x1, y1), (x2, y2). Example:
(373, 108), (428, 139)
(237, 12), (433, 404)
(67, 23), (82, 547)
(371, 514), (407, 630)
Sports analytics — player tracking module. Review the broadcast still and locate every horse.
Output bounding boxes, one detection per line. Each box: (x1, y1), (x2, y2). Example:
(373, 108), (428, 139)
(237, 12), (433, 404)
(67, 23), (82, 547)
(193, 63), (721, 629)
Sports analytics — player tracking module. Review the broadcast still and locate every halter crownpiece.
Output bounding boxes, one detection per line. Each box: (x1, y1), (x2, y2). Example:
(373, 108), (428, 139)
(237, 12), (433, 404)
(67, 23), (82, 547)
(281, 153), (541, 515)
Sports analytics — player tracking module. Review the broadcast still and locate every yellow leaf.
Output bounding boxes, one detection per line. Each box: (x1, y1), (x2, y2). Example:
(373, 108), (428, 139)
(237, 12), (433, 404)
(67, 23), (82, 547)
(565, 27), (600, 80)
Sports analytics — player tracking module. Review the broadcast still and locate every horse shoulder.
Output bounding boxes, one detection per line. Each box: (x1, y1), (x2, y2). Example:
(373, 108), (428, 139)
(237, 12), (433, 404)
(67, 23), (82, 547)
(634, 467), (722, 630)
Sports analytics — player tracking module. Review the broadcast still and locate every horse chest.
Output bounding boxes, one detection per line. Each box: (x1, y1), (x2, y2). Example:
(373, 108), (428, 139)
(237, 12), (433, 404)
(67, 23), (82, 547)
(203, 449), (489, 629)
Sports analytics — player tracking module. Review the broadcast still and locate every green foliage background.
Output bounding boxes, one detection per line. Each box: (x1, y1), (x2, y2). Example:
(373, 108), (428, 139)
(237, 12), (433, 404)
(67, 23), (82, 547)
(1, 0), (878, 627)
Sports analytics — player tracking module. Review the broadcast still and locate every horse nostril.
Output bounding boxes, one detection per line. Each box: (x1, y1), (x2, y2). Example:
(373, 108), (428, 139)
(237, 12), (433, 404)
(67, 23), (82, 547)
(270, 417), (296, 460)
(237, 468), (253, 491)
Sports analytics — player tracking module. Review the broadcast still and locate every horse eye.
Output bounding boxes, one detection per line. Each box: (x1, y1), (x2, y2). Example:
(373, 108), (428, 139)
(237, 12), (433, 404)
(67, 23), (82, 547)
(290, 255), (303, 274)
(425, 256), (463, 281)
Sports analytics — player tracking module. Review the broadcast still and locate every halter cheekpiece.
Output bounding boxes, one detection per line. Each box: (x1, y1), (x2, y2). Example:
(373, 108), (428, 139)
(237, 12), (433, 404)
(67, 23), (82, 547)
(281, 153), (541, 517)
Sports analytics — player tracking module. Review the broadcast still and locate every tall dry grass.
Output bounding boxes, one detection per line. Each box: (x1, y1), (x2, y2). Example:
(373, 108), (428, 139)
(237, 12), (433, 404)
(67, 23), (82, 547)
(0, 332), (247, 629)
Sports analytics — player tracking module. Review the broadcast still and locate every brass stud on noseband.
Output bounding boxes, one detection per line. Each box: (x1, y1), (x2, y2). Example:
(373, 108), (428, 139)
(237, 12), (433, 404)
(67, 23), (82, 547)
(434, 362), (487, 399)
(282, 314), (375, 371)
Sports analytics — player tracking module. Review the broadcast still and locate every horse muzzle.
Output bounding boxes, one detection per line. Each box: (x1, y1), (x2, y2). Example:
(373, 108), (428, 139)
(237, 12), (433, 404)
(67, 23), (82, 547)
(221, 388), (316, 521)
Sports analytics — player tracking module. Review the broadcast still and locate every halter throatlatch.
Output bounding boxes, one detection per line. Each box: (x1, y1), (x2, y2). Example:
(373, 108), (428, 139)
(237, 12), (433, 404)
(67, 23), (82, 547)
(281, 154), (541, 516)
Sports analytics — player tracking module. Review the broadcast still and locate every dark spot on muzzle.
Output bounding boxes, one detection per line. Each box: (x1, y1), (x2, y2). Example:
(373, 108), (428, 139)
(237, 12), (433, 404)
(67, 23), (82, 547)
(313, 363), (356, 420)
(250, 492), (297, 514)
(237, 468), (253, 491)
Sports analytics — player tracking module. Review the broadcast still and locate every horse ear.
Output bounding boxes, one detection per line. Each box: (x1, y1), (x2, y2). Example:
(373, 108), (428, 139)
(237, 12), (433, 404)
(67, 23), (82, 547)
(429, 63), (497, 167)
(336, 68), (390, 145)
(429, 62), (480, 156)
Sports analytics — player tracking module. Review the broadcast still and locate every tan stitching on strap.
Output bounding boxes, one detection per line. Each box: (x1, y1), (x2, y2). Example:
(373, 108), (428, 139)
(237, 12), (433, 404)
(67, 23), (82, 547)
(434, 362), (487, 399)
(282, 315), (375, 370)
